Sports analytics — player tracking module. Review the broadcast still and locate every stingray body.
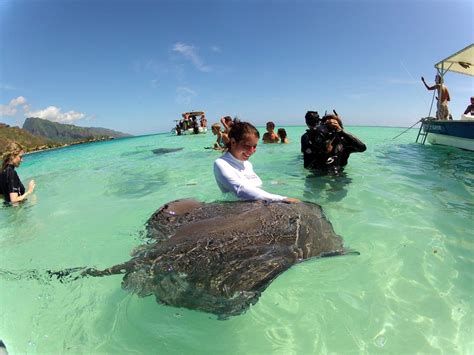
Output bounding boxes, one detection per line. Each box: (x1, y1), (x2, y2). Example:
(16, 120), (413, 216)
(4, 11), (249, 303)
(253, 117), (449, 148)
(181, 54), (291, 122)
(84, 199), (347, 317)
(152, 147), (184, 155)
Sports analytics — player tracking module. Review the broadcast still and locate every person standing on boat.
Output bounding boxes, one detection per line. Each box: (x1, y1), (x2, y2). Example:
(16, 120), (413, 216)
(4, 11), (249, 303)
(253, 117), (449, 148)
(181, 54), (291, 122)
(214, 121), (299, 203)
(463, 96), (474, 116)
(421, 74), (451, 120)
(200, 114), (208, 128)
(0, 142), (36, 203)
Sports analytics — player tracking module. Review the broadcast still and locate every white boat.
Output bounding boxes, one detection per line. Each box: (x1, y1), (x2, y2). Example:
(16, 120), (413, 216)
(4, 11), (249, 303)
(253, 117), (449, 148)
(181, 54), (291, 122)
(172, 111), (208, 135)
(417, 44), (474, 151)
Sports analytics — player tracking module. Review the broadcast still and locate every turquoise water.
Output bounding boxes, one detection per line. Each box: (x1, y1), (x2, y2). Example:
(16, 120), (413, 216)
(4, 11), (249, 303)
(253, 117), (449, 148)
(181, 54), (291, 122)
(1, 126), (473, 354)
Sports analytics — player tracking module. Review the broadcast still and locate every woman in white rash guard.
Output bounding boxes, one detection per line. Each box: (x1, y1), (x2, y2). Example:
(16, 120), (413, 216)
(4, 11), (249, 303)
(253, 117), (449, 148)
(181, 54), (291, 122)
(213, 121), (300, 203)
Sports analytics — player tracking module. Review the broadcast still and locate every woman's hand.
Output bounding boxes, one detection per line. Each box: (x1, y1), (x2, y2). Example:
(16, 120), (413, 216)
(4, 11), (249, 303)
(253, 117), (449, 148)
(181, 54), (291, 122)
(28, 179), (36, 193)
(283, 197), (300, 203)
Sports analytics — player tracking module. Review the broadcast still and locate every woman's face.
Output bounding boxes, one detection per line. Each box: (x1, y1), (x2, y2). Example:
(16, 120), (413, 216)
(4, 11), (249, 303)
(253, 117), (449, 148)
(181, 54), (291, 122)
(11, 151), (24, 167)
(229, 134), (258, 161)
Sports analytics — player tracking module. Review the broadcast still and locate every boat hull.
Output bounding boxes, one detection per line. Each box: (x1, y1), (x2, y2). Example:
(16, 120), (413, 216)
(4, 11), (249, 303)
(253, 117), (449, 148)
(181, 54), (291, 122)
(423, 119), (474, 151)
(171, 127), (208, 135)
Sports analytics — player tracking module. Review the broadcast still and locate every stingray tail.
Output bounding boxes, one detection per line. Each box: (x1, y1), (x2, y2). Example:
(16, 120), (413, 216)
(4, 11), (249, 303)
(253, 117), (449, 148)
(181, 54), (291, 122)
(0, 260), (132, 284)
(0, 266), (87, 284)
(320, 248), (360, 258)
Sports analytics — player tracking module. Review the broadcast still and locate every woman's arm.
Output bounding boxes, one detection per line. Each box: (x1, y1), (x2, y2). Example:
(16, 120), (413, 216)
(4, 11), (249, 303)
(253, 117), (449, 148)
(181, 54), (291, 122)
(10, 180), (35, 203)
(214, 160), (287, 202)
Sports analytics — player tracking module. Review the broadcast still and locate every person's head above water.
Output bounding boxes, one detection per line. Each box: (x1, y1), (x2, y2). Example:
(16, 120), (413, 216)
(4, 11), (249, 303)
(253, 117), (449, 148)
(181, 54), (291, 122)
(2, 142), (25, 171)
(277, 128), (287, 140)
(266, 121), (275, 131)
(305, 111), (320, 128)
(211, 123), (221, 134)
(227, 122), (260, 161)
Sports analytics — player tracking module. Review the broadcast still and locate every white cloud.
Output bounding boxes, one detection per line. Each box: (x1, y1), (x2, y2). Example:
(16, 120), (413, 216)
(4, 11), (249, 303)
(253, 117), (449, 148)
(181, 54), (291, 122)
(11, 96), (27, 106)
(172, 42), (212, 72)
(176, 86), (197, 105)
(0, 96), (27, 117)
(1, 95), (88, 123)
(26, 106), (86, 123)
(0, 104), (17, 116)
(210, 45), (221, 53)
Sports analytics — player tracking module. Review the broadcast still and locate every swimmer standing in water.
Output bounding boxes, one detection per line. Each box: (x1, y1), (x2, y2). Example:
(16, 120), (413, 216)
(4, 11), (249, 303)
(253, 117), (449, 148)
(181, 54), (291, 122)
(213, 121), (299, 202)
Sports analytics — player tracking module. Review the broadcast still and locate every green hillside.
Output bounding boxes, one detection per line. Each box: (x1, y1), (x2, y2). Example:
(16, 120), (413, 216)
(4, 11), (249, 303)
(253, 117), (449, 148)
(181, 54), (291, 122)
(23, 117), (131, 143)
(0, 123), (63, 155)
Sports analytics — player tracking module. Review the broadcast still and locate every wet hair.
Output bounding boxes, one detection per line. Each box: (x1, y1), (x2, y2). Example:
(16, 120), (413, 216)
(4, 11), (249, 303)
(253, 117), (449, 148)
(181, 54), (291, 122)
(266, 121), (275, 130)
(227, 122), (260, 148)
(305, 111), (320, 127)
(223, 116), (233, 123)
(321, 114), (344, 129)
(277, 128), (287, 140)
(2, 142), (24, 171)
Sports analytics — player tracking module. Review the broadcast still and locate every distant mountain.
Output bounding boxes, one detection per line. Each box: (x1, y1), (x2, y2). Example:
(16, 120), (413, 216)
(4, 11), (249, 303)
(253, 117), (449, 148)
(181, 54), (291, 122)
(0, 123), (62, 154)
(23, 117), (131, 143)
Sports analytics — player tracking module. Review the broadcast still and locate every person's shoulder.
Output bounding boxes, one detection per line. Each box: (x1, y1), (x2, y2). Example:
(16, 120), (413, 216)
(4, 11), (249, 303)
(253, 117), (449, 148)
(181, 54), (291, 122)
(215, 152), (231, 164)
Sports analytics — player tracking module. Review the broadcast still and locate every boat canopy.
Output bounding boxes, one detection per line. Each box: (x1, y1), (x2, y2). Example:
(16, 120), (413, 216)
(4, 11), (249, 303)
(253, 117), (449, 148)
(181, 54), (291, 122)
(435, 44), (474, 77)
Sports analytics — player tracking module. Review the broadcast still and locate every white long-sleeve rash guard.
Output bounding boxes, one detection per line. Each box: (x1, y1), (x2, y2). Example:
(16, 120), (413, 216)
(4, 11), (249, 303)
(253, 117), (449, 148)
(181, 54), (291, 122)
(213, 152), (287, 202)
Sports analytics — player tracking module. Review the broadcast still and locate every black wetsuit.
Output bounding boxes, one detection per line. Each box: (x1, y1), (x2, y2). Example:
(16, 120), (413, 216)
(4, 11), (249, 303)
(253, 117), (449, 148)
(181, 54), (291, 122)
(302, 130), (366, 174)
(0, 165), (25, 202)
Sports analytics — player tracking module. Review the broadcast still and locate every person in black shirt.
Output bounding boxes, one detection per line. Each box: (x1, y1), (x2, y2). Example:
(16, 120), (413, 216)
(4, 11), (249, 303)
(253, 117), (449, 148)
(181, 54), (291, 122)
(301, 111), (321, 168)
(0, 142), (35, 203)
(302, 113), (366, 174)
(463, 96), (474, 116)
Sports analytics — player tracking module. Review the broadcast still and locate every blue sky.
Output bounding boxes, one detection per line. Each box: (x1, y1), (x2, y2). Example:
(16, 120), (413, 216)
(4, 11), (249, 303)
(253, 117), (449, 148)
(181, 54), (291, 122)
(0, 0), (472, 135)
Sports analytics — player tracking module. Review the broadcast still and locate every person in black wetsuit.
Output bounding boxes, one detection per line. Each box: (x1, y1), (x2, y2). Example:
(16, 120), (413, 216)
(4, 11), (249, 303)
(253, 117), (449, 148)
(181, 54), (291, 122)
(301, 111), (321, 168)
(0, 142), (36, 203)
(303, 113), (366, 175)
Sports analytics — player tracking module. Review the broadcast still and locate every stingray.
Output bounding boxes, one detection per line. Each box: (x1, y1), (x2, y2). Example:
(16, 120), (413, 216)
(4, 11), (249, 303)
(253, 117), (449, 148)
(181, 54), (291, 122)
(77, 199), (354, 318)
(152, 147), (184, 155)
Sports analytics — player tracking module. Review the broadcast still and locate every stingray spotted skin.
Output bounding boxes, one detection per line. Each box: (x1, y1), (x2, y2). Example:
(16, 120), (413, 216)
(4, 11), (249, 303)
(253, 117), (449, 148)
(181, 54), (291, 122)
(83, 199), (348, 318)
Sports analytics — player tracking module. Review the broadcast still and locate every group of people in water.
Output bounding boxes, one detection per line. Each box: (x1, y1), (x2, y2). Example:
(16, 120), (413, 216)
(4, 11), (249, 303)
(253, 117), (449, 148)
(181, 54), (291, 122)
(0, 111), (367, 205)
(211, 117), (290, 150)
(212, 111), (367, 203)
(6, 81), (473, 206)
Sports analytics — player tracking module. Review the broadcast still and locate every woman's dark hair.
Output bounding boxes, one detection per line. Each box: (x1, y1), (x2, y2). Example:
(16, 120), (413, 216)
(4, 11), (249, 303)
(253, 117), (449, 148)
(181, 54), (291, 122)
(266, 121), (275, 129)
(227, 122), (260, 148)
(277, 128), (287, 139)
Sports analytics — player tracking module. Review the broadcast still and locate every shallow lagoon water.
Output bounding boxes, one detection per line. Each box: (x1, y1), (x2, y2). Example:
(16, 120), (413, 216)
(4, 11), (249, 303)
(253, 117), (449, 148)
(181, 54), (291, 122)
(1, 126), (473, 354)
